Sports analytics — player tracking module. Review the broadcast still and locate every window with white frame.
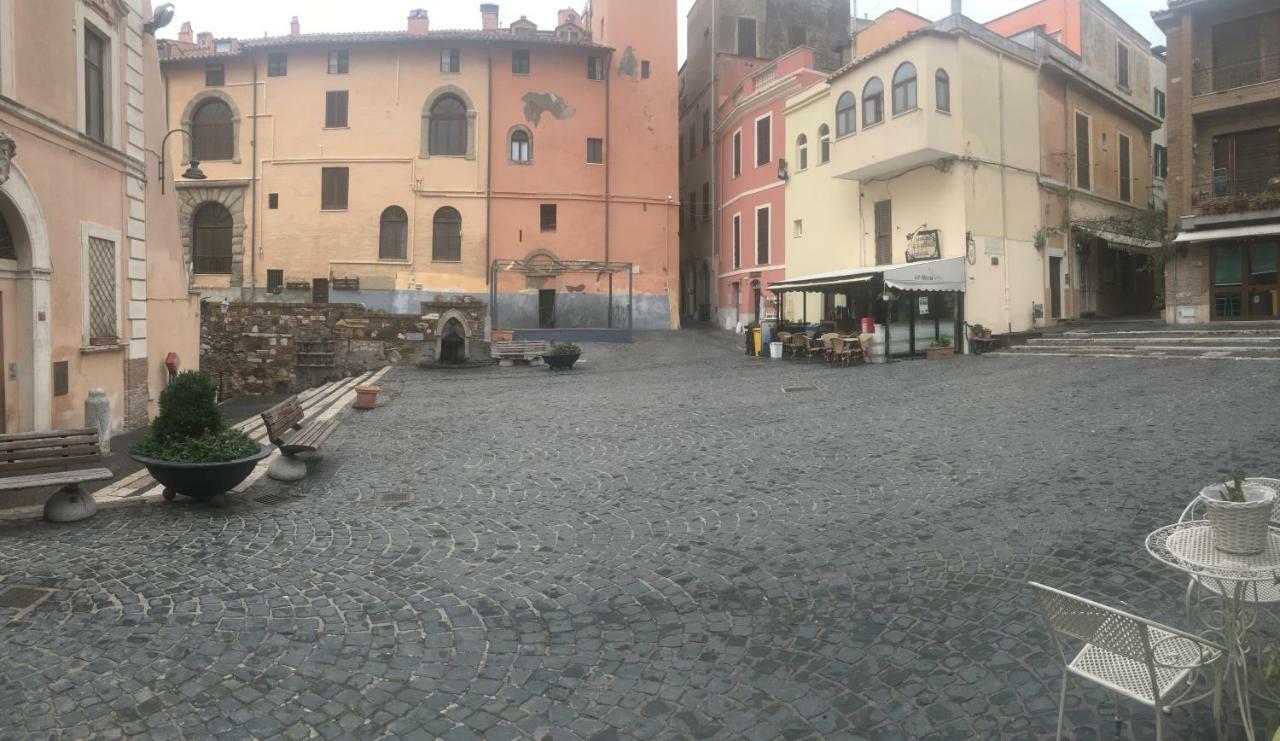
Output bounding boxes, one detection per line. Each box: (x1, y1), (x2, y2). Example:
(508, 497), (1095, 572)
(755, 115), (771, 167)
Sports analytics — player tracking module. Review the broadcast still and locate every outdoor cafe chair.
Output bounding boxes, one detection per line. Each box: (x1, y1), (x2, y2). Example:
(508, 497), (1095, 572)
(1028, 581), (1224, 741)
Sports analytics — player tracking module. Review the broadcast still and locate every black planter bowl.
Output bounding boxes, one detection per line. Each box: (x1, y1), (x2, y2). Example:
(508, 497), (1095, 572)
(542, 352), (581, 370)
(130, 446), (271, 501)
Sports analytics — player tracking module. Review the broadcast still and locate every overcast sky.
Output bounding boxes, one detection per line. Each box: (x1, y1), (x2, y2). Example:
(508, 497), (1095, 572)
(158, 0), (1168, 61)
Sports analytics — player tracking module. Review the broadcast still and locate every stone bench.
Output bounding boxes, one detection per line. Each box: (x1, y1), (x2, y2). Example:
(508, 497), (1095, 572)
(492, 340), (547, 366)
(0, 428), (112, 522)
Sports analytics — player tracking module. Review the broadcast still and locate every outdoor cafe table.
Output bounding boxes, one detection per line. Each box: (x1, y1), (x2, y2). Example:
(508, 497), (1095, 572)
(1146, 521), (1280, 741)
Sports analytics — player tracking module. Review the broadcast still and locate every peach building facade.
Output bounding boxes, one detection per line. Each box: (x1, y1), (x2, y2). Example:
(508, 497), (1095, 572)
(160, 3), (679, 337)
(0, 0), (199, 434)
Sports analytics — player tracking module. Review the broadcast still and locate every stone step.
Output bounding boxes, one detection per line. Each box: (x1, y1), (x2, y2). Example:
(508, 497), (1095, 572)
(993, 347), (1280, 361)
(1033, 336), (1280, 347)
(1060, 329), (1280, 338)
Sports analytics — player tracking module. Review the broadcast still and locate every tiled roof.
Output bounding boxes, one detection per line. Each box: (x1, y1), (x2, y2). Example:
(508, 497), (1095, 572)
(161, 28), (609, 62)
(827, 27), (949, 81)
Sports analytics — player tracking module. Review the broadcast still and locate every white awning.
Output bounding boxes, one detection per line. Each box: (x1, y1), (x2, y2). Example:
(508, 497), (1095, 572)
(1173, 223), (1280, 244)
(771, 257), (966, 292)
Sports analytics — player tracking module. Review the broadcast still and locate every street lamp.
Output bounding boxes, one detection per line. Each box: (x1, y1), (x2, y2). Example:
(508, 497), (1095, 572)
(159, 128), (206, 194)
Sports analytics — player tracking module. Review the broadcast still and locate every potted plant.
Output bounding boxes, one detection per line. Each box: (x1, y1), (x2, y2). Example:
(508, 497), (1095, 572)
(130, 371), (269, 502)
(926, 334), (954, 360)
(542, 341), (582, 370)
(970, 324), (991, 339)
(1199, 471), (1276, 555)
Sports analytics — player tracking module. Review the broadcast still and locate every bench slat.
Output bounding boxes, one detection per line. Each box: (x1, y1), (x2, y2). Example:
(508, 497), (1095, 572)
(0, 454), (105, 474)
(0, 434), (99, 453)
(0, 444), (101, 464)
(261, 397), (307, 446)
(280, 420), (338, 454)
(0, 428), (96, 444)
(0, 467), (114, 492)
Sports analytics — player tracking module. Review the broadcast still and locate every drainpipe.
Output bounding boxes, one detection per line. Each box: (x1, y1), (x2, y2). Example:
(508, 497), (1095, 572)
(998, 52), (1011, 335)
(485, 50), (493, 287)
(250, 57), (259, 300)
(605, 49), (614, 329)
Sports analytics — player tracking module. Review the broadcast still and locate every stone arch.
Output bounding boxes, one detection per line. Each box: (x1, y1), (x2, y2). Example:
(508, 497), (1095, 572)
(420, 85), (478, 160)
(0, 162), (52, 430)
(434, 308), (475, 363)
(180, 89), (242, 165)
(176, 184), (248, 287)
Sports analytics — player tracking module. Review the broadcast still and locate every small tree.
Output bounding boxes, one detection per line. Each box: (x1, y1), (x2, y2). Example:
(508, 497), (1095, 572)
(150, 371), (226, 442)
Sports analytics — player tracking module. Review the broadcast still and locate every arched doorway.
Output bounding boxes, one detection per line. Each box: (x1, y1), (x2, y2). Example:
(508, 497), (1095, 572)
(0, 163), (52, 431)
(440, 318), (466, 364)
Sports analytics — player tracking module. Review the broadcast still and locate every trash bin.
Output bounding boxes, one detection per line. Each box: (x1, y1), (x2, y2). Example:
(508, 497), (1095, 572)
(769, 342), (783, 359)
(752, 327), (762, 357)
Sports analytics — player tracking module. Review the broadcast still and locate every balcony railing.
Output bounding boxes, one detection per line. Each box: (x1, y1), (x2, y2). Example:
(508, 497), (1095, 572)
(1192, 53), (1280, 96)
(192, 254), (233, 274)
(1191, 172), (1280, 216)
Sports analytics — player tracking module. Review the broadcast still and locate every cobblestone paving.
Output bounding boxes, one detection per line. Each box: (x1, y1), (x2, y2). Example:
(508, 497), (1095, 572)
(2, 330), (1279, 740)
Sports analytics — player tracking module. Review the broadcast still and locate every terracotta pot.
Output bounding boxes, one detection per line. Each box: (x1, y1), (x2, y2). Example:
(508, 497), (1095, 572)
(926, 347), (955, 360)
(354, 385), (381, 410)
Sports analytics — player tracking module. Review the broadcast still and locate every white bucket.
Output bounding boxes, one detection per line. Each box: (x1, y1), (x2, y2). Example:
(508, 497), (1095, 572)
(869, 327), (887, 364)
(769, 342), (783, 359)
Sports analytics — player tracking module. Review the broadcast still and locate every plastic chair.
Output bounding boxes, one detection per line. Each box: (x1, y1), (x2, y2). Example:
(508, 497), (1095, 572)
(1029, 581), (1223, 741)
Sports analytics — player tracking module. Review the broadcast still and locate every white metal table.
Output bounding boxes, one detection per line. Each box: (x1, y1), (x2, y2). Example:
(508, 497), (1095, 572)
(1147, 521), (1280, 741)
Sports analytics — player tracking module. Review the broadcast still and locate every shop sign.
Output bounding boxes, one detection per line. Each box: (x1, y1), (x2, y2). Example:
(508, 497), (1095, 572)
(906, 230), (941, 262)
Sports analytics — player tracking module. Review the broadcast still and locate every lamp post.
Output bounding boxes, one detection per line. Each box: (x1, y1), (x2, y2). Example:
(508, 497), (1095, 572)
(159, 128), (206, 194)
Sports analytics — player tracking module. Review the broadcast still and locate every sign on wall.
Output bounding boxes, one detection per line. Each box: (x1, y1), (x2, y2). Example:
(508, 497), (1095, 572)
(906, 230), (941, 262)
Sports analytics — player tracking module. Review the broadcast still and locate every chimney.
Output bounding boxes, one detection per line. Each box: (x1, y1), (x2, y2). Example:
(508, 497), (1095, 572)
(408, 9), (430, 35)
(951, 0), (962, 16)
(290, 16), (300, 36)
(197, 31), (213, 49)
(179, 21), (193, 44)
(481, 4), (500, 32)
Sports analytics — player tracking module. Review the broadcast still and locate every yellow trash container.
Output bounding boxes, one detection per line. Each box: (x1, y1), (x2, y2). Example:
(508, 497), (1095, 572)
(752, 327), (762, 357)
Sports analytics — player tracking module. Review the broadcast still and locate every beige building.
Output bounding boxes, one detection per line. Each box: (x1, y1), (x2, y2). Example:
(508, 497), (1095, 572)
(0, 0), (199, 433)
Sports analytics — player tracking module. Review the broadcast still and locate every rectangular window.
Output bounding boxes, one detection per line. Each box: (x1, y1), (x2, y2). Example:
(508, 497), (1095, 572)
(87, 236), (118, 344)
(328, 50), (349, 75)
(737, 17), (757, 57)
(1075, 112), (1091, 190)
(1116, 43), (1129, 89)
(688, 192), (697, 230)
(205, 64), (225, 86)
(756, 207), (770, 264)
(794, 219), (804, 238)
(1153, 144), (1168, 179)
(874, 200), (892, 265)
(587, 56), (605, 80)
(755, 115), (771, 167)
(540, 204), (557, 232)
(214, 40), (232, 54)
(587, 137), (604, 164)
(702, 110), (710, 150)
(641, 61), (650, 79)
(678, 135), (684, 166)
(1118, 132), (1132, 203)
(441, 48), (460, 74)
(268, 193), (279, 209)
(267, 269), (284, 293)
(732, 214), (741, 268)
(1153, 87), (1165, 119)
(325, 91), (349, 128)
(268, 52), (287, 77)
(701, 182), (710, 221)
(733, 131), (742, 177)
(84, 26), (106, 143)
(321, 167), (349, 211)
(53, 362), (69, 397)
(513, 49), (530, 74)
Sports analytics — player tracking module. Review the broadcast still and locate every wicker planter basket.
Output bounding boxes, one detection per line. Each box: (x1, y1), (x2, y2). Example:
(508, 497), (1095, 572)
(1200, 481), (1277, 555)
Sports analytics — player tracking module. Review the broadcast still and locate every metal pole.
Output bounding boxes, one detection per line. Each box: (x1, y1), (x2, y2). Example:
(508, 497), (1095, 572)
(628, 264), (634, 341)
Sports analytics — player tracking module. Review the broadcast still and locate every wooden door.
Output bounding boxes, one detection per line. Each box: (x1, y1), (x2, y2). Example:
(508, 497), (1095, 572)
(312, 278), (329, 304)
(1049, 257), (1063, 319)
(538, 289), (555, 328)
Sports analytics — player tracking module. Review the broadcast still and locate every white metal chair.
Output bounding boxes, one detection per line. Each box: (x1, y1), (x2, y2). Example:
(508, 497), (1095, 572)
(1029, 581), (1224, 740)
(1178, 478), (1280, 616)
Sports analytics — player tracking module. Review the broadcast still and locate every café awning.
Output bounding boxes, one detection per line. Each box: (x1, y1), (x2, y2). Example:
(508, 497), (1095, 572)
(770, 257), (966, 293)
(1172, 223), (1280, 244)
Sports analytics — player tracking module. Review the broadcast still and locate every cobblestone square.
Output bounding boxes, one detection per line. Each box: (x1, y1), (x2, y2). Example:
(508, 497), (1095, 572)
(2, 331), (1279, 739)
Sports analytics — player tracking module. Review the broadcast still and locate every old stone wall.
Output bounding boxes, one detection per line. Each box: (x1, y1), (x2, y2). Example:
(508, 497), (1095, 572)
(200, 303), (446, 398)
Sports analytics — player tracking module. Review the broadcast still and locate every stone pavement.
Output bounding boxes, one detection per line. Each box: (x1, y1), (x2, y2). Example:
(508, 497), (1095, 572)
(1, 330), (1278, 740)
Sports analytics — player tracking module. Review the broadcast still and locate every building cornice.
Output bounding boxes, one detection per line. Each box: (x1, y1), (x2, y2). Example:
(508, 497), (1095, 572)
(0, 96), (144, 176)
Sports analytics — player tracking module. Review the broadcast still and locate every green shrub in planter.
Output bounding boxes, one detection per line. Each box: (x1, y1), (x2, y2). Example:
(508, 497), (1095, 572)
(549, 342), (581, 355)
(131, 371), (261, 463)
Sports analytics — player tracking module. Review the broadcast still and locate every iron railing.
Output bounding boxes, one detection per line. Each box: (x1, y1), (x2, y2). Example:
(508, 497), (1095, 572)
(1191, 171), (1280, 215)
(1192, 53), (1280, 96)
(192, 254), (233, 274)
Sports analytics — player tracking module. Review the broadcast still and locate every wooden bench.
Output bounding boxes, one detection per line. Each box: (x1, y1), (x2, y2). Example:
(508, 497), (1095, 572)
(260, 396), (339, 482)
(0, 428), (112, 522)
(491, 340), (547, 366)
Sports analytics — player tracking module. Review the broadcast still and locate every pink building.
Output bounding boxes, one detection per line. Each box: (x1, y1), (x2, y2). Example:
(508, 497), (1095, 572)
(714, 48), (825, 329)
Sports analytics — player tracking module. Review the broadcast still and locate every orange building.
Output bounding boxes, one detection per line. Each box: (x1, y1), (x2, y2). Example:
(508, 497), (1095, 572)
(159, 3), (678, 342)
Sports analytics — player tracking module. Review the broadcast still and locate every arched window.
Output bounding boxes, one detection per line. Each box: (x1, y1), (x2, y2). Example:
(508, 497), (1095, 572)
(818, 124), (831, 164)
(429, 95), (468, 156)
(0, 209), (16, 261)
(836, 91), (856, 137)
(796, 134), (808, 171)
(192, 202), (233, 274)
(936, 68), (951, 112)
(510, 128), (531, 163)
(191, 99), (234, 161)
(862, 78), (884, 126)
(432, 207), (462, 262)
(892, 62), (918, 115)
(379, 206), (408, 260)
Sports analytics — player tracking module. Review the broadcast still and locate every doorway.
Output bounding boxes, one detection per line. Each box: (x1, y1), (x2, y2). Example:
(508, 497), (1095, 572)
(440, 318), (466, 364)
(538, 289), (556, 328)
(1049, 256), (1063, 319)
(752, 282), (762, 323)
(312, 278), (329, 304)
(1212, 241), (1279, 320)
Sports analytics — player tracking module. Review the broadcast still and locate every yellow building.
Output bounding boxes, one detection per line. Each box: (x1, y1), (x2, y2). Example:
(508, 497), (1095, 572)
(781, 18), (1043, 354)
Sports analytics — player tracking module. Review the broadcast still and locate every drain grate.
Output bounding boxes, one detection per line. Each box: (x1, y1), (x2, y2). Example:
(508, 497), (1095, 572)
(0, 586), (54, 610)
(254, 493), (292, 506)
(782, 385), (820, 393)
